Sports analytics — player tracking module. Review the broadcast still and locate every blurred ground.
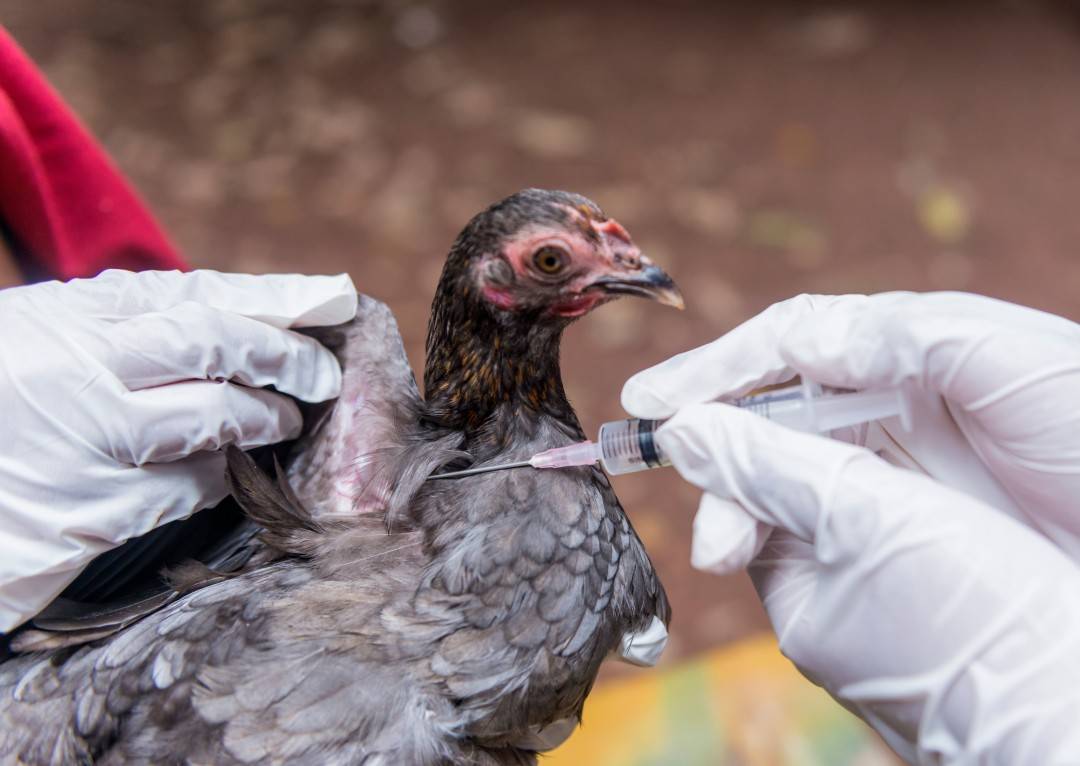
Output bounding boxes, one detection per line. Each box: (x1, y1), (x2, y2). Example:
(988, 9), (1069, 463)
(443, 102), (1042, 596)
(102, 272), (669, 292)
(6, 1), (1080, 759)
(548, 636), (898, 766)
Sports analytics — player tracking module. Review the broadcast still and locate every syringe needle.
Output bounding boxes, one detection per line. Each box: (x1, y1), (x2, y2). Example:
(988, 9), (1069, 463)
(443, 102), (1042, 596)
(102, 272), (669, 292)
(428, 442), (601, 481)
(428, 460), (534, 480)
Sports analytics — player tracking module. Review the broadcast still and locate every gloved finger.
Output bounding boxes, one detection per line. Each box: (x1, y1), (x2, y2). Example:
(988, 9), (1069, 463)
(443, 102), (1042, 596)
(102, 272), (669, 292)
(778, 291), (1080, 402)
(99, 301), (344, 401)
(99, 380), (302, 465)
(124, 451), (233, 534)
(690, 492), (771, 575)
(67, 451), (233, 545)
(621, 293), (858, 418)
(39, 269), (359, 328)
(656, 401), (923, 551)
(0, 450), (230, 631)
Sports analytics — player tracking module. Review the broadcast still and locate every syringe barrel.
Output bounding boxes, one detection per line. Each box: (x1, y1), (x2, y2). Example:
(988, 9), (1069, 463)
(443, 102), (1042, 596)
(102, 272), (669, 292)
(733, 389), (811, 431)
(597, 418), (670, 475)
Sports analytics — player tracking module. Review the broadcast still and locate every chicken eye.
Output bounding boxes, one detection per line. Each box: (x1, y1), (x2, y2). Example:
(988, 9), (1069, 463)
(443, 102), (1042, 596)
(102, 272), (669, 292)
(533, 246), (568, 275)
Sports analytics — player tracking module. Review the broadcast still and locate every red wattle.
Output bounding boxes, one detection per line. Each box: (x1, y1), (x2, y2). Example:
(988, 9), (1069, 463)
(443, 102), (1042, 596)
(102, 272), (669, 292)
(550, 293), (603, 317)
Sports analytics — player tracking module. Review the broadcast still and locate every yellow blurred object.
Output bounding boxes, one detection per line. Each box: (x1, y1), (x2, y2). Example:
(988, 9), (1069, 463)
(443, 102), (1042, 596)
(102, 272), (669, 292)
(917, 185), (971, 244)
(548, 634), (900, 766)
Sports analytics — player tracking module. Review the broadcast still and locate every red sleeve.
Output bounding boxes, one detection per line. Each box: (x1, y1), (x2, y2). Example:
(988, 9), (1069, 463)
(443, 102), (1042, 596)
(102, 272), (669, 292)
(0, 27), (187, 281)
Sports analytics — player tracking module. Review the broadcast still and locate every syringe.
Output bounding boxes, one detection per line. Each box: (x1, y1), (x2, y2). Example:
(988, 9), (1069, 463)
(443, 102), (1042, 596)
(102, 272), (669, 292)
(428, 381), (911, 479)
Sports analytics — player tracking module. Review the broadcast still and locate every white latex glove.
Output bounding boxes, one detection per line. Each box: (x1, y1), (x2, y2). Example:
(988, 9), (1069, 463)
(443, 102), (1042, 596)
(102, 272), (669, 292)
(0, 269), (358, 632)
(622, 292), (1080, 763)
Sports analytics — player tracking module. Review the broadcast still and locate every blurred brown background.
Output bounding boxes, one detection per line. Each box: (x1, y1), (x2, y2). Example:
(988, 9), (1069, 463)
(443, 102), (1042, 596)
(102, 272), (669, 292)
(7, 0), (1080, 671)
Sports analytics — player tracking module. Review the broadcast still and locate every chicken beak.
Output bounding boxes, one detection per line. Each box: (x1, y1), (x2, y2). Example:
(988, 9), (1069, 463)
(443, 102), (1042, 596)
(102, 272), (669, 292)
(589, 261), (685, 310)
(584, 217), (684, 310)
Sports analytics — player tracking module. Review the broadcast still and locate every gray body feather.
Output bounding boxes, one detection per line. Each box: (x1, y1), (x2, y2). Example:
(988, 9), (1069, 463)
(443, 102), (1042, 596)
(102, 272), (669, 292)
(0, 295), (668, 765)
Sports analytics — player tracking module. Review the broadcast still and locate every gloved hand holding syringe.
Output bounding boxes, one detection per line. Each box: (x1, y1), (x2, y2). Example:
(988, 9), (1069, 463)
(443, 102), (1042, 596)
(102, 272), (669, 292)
(615, 291), (1080, 763)
(430, 381), (912, 479)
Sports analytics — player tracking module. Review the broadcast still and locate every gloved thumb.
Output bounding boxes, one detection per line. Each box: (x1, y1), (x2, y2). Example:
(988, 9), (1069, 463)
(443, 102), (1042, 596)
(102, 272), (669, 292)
(690, 492), (770, 574)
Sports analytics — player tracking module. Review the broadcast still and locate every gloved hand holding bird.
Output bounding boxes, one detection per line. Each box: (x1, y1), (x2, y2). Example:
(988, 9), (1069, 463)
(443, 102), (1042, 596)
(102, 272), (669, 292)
(0, 189), (681, 765)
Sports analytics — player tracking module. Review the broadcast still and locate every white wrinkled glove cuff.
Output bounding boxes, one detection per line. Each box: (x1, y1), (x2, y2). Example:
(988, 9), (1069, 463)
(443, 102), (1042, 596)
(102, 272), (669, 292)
(616, 615), (669, 667)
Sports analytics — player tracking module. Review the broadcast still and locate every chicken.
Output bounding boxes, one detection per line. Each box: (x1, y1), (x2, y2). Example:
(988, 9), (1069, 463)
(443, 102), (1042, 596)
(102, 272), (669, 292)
(0, 189), (681, 765)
